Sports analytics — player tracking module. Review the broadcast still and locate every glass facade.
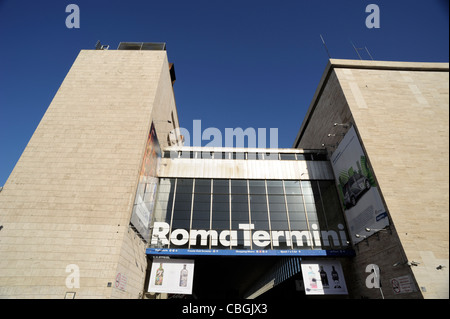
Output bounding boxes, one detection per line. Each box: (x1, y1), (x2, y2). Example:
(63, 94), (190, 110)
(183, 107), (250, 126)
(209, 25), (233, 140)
(152, 178), (349, 251)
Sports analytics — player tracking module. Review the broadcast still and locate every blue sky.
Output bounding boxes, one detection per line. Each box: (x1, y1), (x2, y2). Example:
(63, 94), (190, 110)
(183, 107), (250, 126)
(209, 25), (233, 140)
(0, 0), (448, 186)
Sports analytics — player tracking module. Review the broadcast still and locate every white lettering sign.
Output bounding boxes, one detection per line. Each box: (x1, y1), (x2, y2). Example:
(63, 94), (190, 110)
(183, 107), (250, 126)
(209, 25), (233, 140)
(151, 222), (348, 248)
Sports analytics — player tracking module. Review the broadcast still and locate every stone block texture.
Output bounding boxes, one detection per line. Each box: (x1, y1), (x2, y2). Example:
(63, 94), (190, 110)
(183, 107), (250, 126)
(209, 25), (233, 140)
(0, 49), (178, 298)
(295, 59), (449, 298)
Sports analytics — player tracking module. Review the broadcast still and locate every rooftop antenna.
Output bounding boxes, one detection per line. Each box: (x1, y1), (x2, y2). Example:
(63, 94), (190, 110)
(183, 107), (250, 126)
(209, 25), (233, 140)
(320, 34), (331, 59)
(350, 40), (374, 60)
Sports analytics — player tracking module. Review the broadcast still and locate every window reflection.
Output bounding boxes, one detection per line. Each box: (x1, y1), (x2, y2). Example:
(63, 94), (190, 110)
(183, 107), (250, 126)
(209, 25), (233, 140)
(152, 178), (348, 250)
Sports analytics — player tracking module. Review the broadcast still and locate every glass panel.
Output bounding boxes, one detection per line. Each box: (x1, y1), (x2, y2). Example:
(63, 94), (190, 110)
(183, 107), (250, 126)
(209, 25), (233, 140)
(213, 151), (227, 159)
(284, 180), (302, 195)
(249, 194), (269, 230)
(194, 179), (211, 194)
(266, 180), (284, 195)
(213, 179), (229, 194)
(212, 194), (230, 231)
(180, 150), (194, 158)
(247, 152), (263, 160)
(231, 179), (248, 194)
(314, 153), (328, 161)
(232, 152), (245, 160)
(268, 195), (288, 230)
(231, 193), (250, 249)
(280, 153), (296, 160)
(176, 178), (194, 193)
(153, 178), (175, 224)
(248, 180), (266, 195)
(286, 195), (307, 230)
(301, 181), (314, 195)
(200, 151), (214, 159)
(171, 179), (193, 247)
(317, 180), (348, 248)
(192, 193), (211, 229)
(264, 152), (279, 160)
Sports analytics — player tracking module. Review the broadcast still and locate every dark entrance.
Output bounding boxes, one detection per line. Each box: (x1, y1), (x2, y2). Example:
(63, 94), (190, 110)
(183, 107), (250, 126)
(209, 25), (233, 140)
(163, 256), (306, 299)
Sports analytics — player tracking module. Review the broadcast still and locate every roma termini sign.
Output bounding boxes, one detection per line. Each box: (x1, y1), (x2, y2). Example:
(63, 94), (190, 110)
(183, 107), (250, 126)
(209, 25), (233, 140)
(150, 222), (350, 249)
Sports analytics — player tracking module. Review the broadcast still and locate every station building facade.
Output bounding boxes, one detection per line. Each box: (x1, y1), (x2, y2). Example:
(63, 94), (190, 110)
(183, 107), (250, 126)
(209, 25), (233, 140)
(0, 43), (448, 299)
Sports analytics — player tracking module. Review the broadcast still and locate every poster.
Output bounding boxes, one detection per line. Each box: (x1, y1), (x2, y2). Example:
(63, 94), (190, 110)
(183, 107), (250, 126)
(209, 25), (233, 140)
(301, 260), (348, 295)
(148, 258), (195, 295)
(391, 275), (416, 294)
(130, 123), (161, 241)
(330, 126), (389, 244)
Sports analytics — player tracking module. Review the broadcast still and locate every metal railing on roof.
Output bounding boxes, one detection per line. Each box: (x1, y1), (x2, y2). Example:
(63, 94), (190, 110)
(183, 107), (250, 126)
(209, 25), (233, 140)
(117, 42), (166, 51)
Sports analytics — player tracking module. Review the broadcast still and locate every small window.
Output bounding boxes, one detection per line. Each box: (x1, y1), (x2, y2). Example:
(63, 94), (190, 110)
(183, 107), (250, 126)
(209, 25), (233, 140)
(247, 152), (263, 160)
(200, 151), (214, 159)
(313, 153), (328, 161)
(180, 151), (194, 158)
(280, 153), (296, 160)
(264, 152), (279, 160)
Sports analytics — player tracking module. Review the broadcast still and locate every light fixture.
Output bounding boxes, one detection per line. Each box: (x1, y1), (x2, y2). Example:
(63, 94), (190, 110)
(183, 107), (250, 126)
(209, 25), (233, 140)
(321, 143), (338, 148)
(365, 227), (387, 232)
(327, 133), (345, 137)
(393, 260), (420, 267)
(393, 261), (405, 267)
(408, 261), (420, 267)
(334, 122), (350, 128)
(355, 234), (367, 239)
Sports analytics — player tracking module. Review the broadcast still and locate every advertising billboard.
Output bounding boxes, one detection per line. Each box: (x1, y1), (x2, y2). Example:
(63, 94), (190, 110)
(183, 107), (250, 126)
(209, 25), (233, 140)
(330, 126), (389, 244)
(301, 260), (348, 295)
(148, 258), (195, 295)
(130, 123), (161, 241)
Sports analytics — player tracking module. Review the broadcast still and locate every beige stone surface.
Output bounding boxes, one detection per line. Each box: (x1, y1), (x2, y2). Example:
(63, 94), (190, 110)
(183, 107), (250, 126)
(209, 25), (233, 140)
(0, 49), (178, 298)
(295, 59), (449, 299)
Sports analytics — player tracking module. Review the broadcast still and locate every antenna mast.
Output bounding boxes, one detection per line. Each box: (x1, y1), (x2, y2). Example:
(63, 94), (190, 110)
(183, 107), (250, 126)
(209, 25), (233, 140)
(350, 40), (374, 60)
(320, 34), (331, 59)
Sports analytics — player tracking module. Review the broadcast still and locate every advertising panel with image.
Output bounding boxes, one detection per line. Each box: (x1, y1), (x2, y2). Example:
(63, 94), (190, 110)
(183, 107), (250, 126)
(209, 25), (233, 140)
(301, 260), (347, 295)
(130, 123), (161, 241)
(330, 126), (389, 244)
(148, 258), (195, 295)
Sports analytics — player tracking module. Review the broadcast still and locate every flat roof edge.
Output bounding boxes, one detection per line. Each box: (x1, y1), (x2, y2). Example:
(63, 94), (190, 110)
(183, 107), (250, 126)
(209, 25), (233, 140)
(292, 59), (449, 148)
(329, 59), (449, 72)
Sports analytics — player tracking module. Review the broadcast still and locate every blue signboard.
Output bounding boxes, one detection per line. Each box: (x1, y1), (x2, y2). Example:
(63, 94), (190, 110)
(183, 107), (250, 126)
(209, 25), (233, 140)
(146, 248), (355, 257)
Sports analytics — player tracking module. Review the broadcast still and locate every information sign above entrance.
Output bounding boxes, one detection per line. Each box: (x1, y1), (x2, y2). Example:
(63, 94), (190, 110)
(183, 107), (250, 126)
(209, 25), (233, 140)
(146, 247), (355, 257)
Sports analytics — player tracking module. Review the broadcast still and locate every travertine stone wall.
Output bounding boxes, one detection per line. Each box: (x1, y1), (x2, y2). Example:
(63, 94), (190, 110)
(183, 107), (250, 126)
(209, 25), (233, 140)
(0, 49), (176, 298)
(295, 59), (449, 298)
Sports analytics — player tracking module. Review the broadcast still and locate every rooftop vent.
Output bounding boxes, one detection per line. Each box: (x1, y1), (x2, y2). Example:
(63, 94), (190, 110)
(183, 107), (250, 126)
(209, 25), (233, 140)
(117, 42), (166, 51)
(95, 40), (109, 50)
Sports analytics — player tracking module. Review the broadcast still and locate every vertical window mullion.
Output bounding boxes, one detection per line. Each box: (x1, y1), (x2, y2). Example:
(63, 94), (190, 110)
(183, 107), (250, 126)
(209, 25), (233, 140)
(299, 181), (313, 249)
(247, 179), (252, 250)
(265, 180), (273, 250)
(188, 179), (195, 248)
(209, 178), (213, 249)
(228, 179), (232, 249)
(168, 178), (178, 249)
(282, 180), (293, 249)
